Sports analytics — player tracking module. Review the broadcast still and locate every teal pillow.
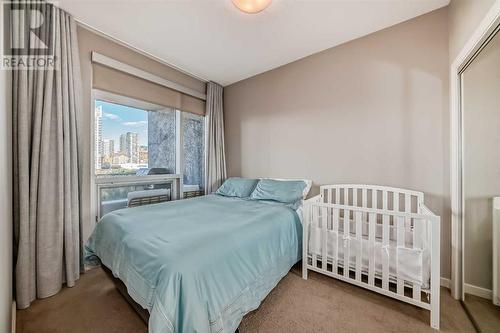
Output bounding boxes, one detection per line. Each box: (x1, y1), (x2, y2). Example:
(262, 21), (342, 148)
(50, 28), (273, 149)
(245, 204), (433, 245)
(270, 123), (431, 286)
(215, 177), (259, 198)
(250, 179), (306, 204)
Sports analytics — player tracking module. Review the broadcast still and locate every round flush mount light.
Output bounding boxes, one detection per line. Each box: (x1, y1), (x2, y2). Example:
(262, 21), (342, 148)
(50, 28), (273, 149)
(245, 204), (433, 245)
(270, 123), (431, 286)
(232, 0), (272, 14)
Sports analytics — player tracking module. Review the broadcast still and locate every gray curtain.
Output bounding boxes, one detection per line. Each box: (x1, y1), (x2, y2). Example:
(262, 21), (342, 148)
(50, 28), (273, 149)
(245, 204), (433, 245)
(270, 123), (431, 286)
(205, 82), (227, 193)
(13, 3), (83, 309)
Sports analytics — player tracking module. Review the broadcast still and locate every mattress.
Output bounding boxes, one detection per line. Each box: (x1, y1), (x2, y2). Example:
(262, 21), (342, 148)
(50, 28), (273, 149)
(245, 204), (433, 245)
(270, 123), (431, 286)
(86, 194), (301, 333)
(309, 224), (431, 289)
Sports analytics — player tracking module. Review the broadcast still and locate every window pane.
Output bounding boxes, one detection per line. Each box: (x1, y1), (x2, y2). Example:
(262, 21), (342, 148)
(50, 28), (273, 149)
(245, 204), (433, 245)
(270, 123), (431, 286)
(183, 112), (205, 190)
(95, 100), (176, 176)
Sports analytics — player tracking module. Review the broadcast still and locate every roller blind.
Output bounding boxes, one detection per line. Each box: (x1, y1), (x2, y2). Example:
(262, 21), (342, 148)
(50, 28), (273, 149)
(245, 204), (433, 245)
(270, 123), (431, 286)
(92, 63), (206, 115)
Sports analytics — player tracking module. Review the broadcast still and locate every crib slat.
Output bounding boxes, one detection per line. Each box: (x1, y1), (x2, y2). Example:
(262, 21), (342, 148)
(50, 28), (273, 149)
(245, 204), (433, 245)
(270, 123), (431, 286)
(303, 202), (309, 278)
(344, 208), (350, 278)
(405, 194), (412, 237)
(412, 217), (423, 300)
(335, 188), (340, 204)
(394, 192), (400, 211)
(344, 187), (349, 206)
(404, 195), (412, 272)
(383, 191), (388, 210)
(333, 208), (339, 274)
(372, 189), (378, 209)
(312, 205), (318, 269)
(321, 206), (328, 270)
(362, 188), (368, 228)
(368, 212), (376, 285)
(328, 188), (333, 204)
(381, 213), (390, 290)
(396, 216), (405, 294)
(355, 211), (362, 282)
(306, 203), (312, 268)
(353, 189), (358, 207)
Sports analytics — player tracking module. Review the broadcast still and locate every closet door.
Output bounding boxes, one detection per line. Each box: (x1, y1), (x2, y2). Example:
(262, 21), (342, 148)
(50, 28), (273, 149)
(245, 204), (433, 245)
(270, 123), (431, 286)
(462, 27), (500, 333)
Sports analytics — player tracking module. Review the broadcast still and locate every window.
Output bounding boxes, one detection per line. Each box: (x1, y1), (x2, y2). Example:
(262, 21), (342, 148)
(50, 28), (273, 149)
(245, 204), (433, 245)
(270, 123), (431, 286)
(93, 91), (205, 218)
(94, 100), (176, 176)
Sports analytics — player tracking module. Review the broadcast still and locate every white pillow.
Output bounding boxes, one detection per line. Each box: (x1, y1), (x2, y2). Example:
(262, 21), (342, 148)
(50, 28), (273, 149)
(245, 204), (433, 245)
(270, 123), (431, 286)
(263, 178), (312, 200)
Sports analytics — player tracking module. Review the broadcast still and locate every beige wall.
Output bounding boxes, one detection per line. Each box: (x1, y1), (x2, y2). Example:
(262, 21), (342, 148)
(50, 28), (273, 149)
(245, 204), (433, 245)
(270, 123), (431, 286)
(0, 3), (13, 331)
(77, 26), (206, 242)
(463, 31), (500, 291)
(449, 0), (496, 62)
(224, 9), (451, 278)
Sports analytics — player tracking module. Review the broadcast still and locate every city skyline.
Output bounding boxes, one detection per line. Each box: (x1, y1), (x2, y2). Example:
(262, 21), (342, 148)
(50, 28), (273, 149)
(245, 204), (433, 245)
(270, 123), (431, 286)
(95, 100), (149, 172)
(96, 100), (148, 146)
(98, 130), (147, 168)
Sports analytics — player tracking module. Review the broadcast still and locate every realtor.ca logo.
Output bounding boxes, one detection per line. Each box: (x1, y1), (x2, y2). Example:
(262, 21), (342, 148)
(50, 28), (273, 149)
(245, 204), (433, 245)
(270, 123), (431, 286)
(2, 1), (56, 70)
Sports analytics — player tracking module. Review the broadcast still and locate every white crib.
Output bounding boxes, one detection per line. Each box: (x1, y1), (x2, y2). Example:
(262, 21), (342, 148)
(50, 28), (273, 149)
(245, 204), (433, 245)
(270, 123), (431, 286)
(302, 185), (441, 329)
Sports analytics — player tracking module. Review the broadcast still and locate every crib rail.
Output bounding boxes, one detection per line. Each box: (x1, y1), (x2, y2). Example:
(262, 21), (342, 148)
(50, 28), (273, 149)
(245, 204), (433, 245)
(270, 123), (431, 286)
(303, 189), (440, 329)
(319, 184), (424, 214)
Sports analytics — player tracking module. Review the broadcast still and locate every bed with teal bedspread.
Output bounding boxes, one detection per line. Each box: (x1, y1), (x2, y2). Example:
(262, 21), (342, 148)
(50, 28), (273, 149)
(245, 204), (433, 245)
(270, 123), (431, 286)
(85, 194), (302, 333)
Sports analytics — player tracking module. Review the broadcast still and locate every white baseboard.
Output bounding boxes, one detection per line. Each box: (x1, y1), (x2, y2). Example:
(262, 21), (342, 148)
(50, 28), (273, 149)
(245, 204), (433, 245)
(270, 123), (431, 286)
(464, 283), (492, 300)
(439, 278), (493, 300)
(441, 277), (451, 289)
(11, 301), (15, 333)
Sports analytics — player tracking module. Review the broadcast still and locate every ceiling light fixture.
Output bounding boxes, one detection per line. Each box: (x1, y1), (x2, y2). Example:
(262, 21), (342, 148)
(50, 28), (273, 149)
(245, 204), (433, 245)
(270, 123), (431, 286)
(232, 0), (272, 14)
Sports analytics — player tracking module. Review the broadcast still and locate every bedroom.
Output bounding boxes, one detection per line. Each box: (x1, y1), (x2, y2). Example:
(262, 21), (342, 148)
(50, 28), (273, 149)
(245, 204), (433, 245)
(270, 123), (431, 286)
(1, 0), (500, 332)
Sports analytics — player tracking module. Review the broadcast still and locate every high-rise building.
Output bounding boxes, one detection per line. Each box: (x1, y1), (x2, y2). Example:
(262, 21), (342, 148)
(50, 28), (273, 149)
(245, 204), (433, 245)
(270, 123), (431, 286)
(119, 132), (139, 163)
(102, 139), (114, 164)
(127, 132), (139, 163)
(119, 134), (127, 156)
(128, 133), (139, 163)
(139, 145), (148, 164)
(95, 105), (103, 170)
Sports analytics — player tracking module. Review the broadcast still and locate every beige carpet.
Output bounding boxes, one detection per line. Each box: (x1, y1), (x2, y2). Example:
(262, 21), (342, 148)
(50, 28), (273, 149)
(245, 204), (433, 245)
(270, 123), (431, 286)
(463, 294), (500, 333)
(17, 265), (475, 333)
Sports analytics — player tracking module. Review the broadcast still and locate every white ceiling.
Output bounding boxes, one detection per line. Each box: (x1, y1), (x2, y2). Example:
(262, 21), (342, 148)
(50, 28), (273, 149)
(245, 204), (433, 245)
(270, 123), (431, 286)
(58, 0), (450, 86)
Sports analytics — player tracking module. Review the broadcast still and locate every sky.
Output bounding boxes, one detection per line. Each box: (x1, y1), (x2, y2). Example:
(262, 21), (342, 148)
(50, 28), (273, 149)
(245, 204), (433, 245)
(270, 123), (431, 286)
(96, 100), (148, 147)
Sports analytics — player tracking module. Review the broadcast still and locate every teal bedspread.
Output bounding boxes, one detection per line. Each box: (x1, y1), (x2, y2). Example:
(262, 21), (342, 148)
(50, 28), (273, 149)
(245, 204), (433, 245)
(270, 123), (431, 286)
(85, 194), (302, 333)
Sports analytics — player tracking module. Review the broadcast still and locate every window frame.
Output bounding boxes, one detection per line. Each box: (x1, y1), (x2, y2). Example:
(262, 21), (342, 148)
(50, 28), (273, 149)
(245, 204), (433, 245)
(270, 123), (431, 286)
(90, 89), (205, 223)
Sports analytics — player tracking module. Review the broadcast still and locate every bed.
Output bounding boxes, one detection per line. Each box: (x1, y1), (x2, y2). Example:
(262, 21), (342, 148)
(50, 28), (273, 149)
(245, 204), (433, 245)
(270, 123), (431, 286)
(86, 192), (303, 333)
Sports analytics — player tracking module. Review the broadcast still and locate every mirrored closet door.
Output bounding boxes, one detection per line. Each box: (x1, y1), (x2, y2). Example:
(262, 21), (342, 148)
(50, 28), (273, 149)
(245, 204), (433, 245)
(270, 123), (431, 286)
(461, 25), (500, 333)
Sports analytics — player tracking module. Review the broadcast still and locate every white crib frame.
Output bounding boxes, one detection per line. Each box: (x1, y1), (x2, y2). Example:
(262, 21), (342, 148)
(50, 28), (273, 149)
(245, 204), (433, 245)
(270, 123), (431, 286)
(302, 184), (441, 329)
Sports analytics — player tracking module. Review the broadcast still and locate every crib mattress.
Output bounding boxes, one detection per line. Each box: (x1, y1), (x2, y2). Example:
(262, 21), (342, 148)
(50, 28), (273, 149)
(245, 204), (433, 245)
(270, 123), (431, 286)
(308, 226), (430, 289)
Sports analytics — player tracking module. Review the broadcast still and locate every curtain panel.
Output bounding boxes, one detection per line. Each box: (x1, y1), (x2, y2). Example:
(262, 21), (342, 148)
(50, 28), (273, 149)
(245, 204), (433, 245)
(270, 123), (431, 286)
(12, 3), (83, 309)
(205, 82), (227, 194)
